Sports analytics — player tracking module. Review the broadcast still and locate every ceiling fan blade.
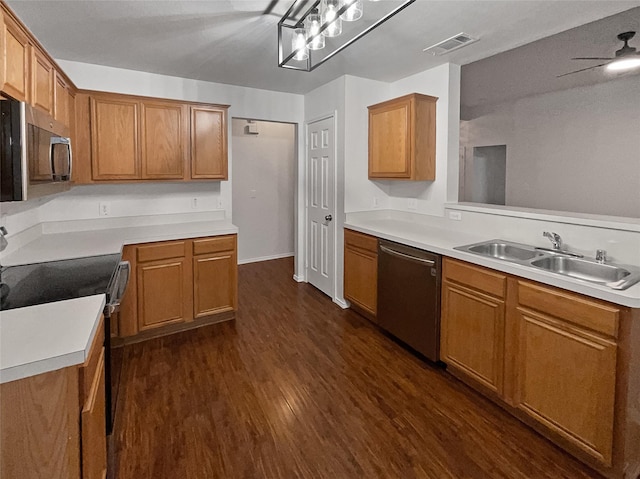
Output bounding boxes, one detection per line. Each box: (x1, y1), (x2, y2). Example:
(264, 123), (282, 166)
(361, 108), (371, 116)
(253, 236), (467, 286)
(557, 62), (610, 78)
(571, 57), (615, 60)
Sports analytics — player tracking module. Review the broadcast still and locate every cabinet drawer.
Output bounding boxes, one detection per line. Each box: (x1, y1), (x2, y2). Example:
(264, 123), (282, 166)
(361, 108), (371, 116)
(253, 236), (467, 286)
(193, 235), (236, 256)
(82, 315), (104, 400)
(443, 258), (506, 299)
(517, 280), (620, 338)
(137, 241), (186, 263)
(344, 229), (378, 253)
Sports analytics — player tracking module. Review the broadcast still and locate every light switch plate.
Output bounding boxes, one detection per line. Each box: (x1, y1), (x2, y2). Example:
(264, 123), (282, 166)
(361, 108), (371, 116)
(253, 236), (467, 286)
(448, 210), (462, 221)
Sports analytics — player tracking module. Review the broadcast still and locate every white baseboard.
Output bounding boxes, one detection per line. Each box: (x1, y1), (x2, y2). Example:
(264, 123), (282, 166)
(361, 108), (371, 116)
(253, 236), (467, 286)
(333, 297), (349, 309)
(238, 252), (294, 265)
(293, 274), (306, 282)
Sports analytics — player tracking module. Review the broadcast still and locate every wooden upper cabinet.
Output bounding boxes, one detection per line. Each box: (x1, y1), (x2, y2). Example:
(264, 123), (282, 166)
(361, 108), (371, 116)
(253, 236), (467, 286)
(54, 72), (72, 128)
(368, 93), (437, 181)
(90, 96), (140, 180)
(0, 10), (30, 102)
(30, 46), (54, 115)
(190, 105), (228, 179)
(140, 101), (186, 179)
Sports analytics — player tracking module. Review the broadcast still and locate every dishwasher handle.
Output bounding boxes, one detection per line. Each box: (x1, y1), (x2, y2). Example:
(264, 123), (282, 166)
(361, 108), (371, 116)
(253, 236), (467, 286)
(379, 244), (435, 266)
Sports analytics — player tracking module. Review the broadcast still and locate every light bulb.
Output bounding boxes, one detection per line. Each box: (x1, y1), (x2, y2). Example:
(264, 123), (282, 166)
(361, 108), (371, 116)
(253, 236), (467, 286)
(292, 28), (308, 61)
(606, 56), (640, 72)
(322, 0), (342, 37)
(306, 11), (325, 50)
(341, 0), (363, 22)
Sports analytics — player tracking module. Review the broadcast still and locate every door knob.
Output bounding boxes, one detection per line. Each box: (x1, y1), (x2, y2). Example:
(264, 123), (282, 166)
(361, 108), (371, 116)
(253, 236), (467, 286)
(325, 214), (332, 222)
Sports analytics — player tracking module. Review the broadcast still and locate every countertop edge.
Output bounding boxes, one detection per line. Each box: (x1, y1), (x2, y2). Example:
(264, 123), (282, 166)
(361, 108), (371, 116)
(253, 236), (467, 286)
(344, 222), (640, 309)
(0, 295), (106, 384)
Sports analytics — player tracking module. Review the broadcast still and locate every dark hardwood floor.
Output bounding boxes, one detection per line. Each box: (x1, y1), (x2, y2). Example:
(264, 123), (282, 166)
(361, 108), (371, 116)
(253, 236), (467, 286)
(110, 257), (601, 479)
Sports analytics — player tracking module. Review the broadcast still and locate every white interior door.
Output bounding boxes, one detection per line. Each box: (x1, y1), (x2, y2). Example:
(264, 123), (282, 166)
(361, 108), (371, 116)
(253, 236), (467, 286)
(306, 116), (335, 297)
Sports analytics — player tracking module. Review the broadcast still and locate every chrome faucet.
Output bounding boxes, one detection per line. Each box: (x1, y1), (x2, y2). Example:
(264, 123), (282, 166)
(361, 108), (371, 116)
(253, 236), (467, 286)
(596, 249), (607, 264)
(0, 227), (7, 253)
(543, 231), (562, 250)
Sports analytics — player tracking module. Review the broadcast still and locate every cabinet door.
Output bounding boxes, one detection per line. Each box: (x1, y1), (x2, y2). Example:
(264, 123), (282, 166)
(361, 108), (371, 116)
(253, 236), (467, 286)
(30, 46), (54, 115)
(193, 250), (237, 318)
(54, 72), (71, 128)
(513, 308), (617, 466)
(190, 105), (227, 179)
(344, 245), (377, 318)
(137, 257), (190, 330)
(441, 282), (505, 394)
(0, 12), (29, 102)
(81, 349), (107, 479)
(368, 99), (411, 178)
(140, 102), (186, 179)
(90, 97), (140, 180)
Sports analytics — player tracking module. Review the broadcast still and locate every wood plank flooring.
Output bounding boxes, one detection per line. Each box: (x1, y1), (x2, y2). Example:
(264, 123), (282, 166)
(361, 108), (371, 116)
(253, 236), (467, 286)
(110, 257), (601, 479)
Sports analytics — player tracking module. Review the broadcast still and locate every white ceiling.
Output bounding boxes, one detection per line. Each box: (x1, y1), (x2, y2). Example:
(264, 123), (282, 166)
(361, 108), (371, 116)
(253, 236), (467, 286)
(461, 6), (640, 117)
(7, 0), (640, 95)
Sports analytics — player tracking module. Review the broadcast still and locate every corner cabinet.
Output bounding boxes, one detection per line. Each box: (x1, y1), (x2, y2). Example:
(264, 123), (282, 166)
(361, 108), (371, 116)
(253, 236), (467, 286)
(76, 91), (229, 184)
(368, 93), (437, 181)
(344, 229), (378, 321)
(440, 257), (640, 478)
(117, 234), (237, 342)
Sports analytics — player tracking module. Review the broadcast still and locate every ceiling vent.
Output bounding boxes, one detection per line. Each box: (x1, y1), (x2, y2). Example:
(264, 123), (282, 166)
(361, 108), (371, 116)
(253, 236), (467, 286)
(423, 33), (478, 56)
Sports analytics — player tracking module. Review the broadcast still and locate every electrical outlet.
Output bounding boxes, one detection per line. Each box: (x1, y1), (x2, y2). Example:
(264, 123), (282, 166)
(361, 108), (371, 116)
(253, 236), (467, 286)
(191, 198), (198, 210)
(407, 198), (418, 210)
(448, 210), (462, 221)
(217, 198), (224, 209)
(372, 197), (380, 208)
(99, 202), (110, 217)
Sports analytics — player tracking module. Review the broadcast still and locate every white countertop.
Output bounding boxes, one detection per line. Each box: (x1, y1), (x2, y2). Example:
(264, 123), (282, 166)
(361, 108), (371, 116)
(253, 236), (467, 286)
(2, 219), (238, 266)
(0, 215), (238, 383)
(344, 216), (640, 308)
(0, 295), (106, 384)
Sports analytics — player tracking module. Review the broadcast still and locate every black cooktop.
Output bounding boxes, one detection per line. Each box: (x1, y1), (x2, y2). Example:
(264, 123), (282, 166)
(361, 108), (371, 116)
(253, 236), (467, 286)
(0, 254), (121, 311)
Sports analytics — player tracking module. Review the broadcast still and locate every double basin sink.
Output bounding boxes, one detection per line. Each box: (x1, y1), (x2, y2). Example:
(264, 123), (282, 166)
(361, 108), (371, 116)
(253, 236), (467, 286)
(454, 240), (640, 290)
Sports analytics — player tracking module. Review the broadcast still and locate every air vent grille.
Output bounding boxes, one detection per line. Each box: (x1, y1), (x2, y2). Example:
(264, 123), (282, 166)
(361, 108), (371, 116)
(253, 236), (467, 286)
(423, 33), (478, 56)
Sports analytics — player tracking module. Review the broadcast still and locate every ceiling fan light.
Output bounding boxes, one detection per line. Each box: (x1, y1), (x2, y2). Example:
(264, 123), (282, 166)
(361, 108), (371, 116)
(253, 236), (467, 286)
(341, 0), (363, 22)
(306, 10), (325, 50)
(322, 0), (343, 37)
(606, 56), (640, 71)
(292, 28), (309, 61)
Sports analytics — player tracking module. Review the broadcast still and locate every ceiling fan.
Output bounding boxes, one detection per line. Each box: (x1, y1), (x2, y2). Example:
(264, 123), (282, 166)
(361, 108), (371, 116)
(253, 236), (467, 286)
(557, 31), (640, 78)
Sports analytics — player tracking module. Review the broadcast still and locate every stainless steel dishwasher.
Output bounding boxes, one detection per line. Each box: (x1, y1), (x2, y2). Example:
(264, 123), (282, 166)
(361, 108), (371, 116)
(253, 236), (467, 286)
(377, 240), (441, 362)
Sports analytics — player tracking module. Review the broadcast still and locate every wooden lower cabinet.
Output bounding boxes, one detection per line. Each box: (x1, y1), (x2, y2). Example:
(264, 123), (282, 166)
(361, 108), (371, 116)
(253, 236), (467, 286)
(0, 315), (107, 479)
(118, 234), (237, 341)
(441, 281), (505, 395)
(343, 229), (378, 320)
(440, 258), (639, 478)
(513, 306), (617, 465)
(137, 256), (190, 330)
(193, 236), (237, 317)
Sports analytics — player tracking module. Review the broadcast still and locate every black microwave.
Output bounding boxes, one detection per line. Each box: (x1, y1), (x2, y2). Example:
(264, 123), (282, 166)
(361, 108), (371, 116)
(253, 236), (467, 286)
(1, 98), (72, 202)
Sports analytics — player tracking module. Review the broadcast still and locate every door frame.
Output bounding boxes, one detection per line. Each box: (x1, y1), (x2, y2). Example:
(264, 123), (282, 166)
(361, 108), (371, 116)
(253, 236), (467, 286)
(302, 111), (339, 301)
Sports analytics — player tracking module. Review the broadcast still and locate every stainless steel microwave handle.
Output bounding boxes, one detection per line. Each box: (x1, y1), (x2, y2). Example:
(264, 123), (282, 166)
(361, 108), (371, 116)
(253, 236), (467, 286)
(50, 137), (72, 181)
(379, 244), (435, 266)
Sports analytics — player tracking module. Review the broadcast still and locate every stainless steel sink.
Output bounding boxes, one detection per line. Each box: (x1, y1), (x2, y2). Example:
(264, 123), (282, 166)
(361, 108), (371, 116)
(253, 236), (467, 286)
(531, 256), (629, 283)
(467, 242), (541, 262)
(455, 239), (640, 290)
